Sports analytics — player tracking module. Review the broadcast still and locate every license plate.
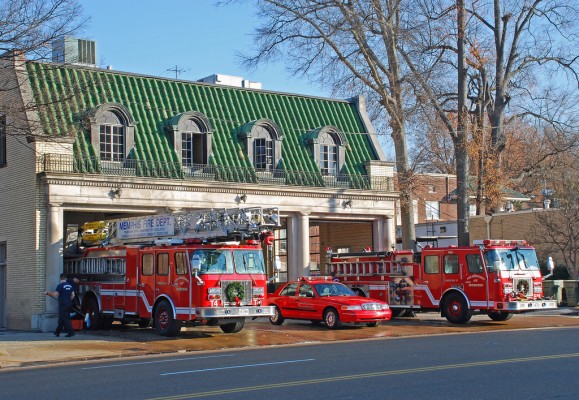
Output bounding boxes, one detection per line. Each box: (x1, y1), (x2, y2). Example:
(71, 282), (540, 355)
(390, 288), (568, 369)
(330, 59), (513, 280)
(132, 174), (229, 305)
(238, 308), (249, 315)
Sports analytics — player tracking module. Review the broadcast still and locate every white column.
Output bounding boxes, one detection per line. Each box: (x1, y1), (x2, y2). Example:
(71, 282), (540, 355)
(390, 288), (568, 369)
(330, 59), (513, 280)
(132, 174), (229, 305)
(297, 212), (310, 277)
(286, 214), (299, 281)
(383, 217), (395, 251)
(42, 203), (63, 331)
(372, 219), (384, 252)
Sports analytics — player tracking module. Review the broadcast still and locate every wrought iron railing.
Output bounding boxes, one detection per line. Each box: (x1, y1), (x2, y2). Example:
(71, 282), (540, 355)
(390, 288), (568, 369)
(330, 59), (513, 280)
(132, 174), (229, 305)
(38, 154), (393, 191)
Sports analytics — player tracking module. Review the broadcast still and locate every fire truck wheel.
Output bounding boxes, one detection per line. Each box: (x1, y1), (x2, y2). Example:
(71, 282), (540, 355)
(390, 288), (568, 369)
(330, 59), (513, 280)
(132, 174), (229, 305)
(269, 306), (285, 325)
(154, 300), (181, 337)
(81, 296), (101, 330)
(443, 293), (473, 324)
(366, 321), (380, 327)
(220, 319), (245, 333)
(324, 308), (342, 329)
(488, 311), (513, 321)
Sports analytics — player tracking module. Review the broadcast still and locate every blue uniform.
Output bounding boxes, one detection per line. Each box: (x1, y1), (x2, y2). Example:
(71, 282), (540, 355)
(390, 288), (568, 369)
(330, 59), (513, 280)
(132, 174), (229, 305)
(55, 281), (75, 337)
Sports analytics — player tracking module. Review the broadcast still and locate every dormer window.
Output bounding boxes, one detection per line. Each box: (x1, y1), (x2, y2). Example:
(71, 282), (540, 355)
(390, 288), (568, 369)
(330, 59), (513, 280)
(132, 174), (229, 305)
(99, 110), (124, 161)
(166, 111), (213, 168)
(305, 126), (347, 176)
(238, 119), (283, 171)
(88, 103), (135, 163)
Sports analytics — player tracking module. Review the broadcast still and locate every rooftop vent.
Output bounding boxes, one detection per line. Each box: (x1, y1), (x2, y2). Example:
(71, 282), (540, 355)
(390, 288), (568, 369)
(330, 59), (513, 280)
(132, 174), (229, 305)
(52, 37), (97, 67)
(198, 74), (262, 89)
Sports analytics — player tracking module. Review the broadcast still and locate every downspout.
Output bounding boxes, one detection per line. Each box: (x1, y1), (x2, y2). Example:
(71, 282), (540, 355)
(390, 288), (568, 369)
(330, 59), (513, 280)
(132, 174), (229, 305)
(483, 215), (493, 239)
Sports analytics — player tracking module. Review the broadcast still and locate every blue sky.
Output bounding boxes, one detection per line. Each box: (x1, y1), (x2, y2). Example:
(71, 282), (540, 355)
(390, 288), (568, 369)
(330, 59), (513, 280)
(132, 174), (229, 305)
(77, 0), (328, 98)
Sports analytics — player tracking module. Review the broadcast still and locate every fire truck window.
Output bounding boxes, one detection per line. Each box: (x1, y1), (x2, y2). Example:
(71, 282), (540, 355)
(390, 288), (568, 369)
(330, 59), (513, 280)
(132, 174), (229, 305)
(466, 254), (484, 273)
(444, 254), (459, 274)
(157, 253), (169, 276)
(142, 254), (153, 276)
(424, 255), (439, 274)
(279, 283), (298, 296)
(233, 250), (266, 274)
(175, 252), (187, 275)
(192, 250), (233, 274)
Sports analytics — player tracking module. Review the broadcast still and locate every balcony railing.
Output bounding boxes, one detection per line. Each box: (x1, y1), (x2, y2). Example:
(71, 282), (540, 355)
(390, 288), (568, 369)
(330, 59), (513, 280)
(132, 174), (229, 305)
(38, 154), (393, 191)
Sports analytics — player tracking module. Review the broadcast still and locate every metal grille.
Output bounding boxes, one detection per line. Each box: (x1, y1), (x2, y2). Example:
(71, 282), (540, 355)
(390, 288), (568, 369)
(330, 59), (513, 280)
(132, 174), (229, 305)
(362, 303), (383, 311)
(222, 280), (252, 304)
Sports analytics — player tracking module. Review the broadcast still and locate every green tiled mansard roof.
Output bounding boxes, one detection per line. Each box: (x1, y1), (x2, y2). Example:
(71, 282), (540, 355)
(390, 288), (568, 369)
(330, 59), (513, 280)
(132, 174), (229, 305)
(26, 62), (379, 177)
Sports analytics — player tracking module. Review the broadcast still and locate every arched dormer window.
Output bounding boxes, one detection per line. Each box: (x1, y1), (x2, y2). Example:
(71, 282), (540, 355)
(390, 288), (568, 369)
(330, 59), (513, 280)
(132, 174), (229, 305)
(305, 126), (347, 175)
(165, 111), (213, 168)
(238, 119), (283, 171)
(88, 103), (135, 162)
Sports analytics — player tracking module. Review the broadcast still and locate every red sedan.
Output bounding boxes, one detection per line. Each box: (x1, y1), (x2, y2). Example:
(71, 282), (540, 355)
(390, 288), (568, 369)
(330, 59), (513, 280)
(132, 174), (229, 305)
(267, 277), (392, 329)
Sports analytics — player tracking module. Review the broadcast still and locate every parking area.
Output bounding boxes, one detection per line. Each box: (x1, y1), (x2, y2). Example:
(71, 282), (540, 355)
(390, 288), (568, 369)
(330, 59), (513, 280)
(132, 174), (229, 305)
(1, 308), (578, 369)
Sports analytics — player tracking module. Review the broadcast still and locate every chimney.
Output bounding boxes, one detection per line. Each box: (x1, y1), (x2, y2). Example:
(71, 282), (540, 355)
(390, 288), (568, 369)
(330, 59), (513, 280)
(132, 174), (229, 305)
(543, 199), (551, 209)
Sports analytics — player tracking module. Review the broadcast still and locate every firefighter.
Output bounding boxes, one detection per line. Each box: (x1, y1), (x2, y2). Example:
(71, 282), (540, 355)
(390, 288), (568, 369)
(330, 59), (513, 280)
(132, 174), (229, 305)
(45, 273), (76, 337)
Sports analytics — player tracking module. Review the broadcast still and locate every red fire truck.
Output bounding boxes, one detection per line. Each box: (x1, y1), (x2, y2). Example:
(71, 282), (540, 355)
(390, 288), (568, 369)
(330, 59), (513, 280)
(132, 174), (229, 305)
(326, 240), (557, 324)
(64, 207), (279, 336)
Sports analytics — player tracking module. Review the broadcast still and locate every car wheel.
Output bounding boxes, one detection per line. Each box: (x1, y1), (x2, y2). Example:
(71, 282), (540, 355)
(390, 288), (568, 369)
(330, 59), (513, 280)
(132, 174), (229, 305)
(269, 306), (285, 325)
(443, 293), (473, 324)
(366, 321), (380, 327)
(488, 311), (513, 321)
(324, 308), (342, 329)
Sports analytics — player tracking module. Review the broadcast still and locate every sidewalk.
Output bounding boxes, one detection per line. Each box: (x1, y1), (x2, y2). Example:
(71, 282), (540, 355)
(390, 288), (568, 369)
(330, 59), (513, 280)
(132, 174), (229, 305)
(1, 307), (578, 370)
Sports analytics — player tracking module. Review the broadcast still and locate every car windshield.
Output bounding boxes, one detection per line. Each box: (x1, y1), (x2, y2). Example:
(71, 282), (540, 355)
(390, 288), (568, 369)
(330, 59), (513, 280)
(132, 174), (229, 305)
(314, 283), (356, 297)
(190, 249), (233, 274)
(233, 250), (266, 274)
(483, 248), (540, 271)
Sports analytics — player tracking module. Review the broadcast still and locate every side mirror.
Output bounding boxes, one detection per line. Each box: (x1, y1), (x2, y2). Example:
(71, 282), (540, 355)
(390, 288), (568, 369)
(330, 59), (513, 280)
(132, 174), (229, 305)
(191, 256), (201, 273)
(547, 257), (555, 271)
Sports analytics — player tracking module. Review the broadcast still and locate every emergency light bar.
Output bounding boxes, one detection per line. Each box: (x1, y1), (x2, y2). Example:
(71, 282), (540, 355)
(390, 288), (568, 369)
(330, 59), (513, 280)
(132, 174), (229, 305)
(473, 239), (528, 247)
(299, 276), (334, 282)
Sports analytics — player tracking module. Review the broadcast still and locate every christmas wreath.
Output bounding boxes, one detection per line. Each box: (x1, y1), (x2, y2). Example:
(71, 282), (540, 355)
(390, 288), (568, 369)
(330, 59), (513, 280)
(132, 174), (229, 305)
(225, 282), (245, 304)
(516, 280), (529, 295)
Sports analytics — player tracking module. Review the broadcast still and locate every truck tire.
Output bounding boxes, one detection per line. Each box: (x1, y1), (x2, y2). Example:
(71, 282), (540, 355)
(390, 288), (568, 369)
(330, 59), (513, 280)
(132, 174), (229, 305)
(269, 306), (285, 325)
(220, 319), (245, 333)
(488, 311), (513, 321)
(81, 296), (101, 330)
(154, 300), (181, 337)
(324, 308), (342, 329)
(443, 293), (473, 324)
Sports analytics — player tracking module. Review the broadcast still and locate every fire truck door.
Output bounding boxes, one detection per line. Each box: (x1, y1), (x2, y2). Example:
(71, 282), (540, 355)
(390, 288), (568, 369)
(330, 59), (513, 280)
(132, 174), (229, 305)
(463, 253), (488, 307)
(138, 252), (156, 316)
(422, 254), (443, 306)
(155, 251), (171, 298)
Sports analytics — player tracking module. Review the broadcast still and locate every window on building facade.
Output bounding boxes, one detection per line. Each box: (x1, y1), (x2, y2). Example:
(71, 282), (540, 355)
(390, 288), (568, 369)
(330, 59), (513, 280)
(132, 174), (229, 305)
(305, 126), (347, 176)
(238, 119), (282, 172)
(254, 136), (273, 170)
(166, 112), (212, 171)
(0, 114), (6, 167)
(426, 201), (440, 220)
(99, 110), (125, 161)
(89, 103), (135, 164)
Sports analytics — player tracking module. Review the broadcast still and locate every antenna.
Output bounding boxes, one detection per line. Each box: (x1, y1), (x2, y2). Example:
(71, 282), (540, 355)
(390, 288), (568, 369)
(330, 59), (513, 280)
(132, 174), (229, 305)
(166, 65), (189, 79)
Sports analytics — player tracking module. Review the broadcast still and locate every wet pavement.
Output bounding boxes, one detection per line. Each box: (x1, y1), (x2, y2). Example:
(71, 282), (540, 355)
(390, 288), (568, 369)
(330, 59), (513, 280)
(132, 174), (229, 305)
(1, 308), (578, 370)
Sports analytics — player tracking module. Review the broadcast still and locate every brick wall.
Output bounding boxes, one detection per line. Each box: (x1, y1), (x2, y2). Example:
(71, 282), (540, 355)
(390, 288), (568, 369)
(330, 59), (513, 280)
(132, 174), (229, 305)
(0, 54), (42, 329)
(318, 222), (373, 274)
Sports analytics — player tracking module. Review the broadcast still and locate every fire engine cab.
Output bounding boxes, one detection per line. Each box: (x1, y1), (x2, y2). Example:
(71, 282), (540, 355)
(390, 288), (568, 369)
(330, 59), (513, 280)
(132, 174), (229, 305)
(326, 239), (557, 324)
(64, 207), (279, 336)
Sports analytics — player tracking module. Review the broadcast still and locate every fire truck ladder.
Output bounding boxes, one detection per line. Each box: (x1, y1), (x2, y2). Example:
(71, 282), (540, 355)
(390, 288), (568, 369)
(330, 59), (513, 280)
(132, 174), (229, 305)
(327, 260), (405, 276)
(80, 207), (280, 246)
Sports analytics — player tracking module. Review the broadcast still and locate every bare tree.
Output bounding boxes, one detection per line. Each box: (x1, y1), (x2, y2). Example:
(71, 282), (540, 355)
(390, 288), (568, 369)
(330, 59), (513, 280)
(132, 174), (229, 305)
(235, 0), (418, 249)
(529, 170), (579, 279)
(0, 0), (88, 147)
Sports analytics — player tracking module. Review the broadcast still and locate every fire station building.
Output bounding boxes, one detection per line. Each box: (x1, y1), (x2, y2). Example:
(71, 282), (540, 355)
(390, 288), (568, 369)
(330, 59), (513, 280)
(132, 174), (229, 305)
(0, 41), (398, 331)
